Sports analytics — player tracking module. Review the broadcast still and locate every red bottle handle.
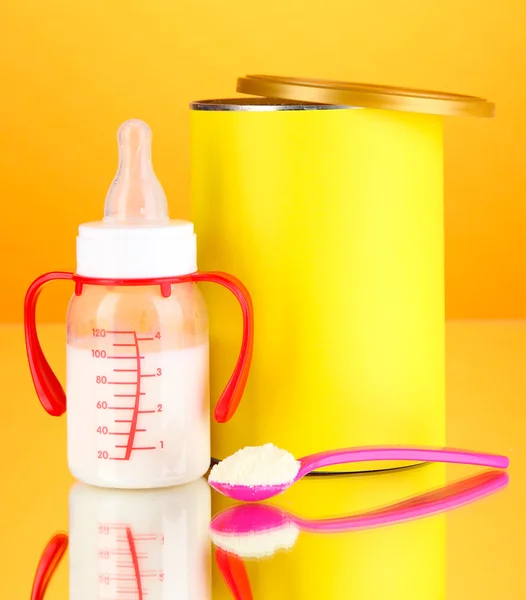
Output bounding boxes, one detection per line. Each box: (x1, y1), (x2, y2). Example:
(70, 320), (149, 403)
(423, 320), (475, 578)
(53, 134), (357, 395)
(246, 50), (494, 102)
(31, 533), (68, 600)
(24, 270), (253, 422)
(190, 271), (254, 423)
(215, 547), (254, 600)
(24, 272), (74, 416)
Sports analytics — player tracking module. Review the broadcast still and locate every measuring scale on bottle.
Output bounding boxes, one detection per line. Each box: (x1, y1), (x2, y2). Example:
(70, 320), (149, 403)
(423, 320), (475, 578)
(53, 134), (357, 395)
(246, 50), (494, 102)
(24, 119), (253, 489)
(68, 323), (209, 484)
(75, 327), (195, 461)
(80, 328), (168, 461)
(32, 479), (211, 600)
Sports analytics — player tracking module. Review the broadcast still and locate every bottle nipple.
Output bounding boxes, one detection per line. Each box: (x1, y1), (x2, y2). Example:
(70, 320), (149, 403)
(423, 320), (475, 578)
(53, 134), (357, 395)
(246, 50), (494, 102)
(103, 119), (169, 225)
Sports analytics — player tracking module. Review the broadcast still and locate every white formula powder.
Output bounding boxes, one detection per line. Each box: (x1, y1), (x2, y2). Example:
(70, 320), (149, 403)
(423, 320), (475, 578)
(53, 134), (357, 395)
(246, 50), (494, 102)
(208, 443), (301, 487)
(210, 524), (300, 559)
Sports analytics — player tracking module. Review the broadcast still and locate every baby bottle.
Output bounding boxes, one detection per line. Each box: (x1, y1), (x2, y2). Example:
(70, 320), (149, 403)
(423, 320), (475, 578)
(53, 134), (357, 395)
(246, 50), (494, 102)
(24, 119), (253, 489)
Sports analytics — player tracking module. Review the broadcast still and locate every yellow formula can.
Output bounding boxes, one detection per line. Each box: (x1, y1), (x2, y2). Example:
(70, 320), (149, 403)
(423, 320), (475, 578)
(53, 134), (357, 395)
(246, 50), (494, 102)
(190, 76), (494, 471)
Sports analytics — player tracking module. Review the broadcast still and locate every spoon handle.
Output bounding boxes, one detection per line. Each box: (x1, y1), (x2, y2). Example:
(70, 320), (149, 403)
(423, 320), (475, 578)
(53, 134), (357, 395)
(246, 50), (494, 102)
(298, 445), (509, 477)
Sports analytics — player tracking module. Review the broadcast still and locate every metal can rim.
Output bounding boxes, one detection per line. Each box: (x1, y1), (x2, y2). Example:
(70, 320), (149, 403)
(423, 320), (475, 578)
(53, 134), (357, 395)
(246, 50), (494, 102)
(190, 98), (351, 112)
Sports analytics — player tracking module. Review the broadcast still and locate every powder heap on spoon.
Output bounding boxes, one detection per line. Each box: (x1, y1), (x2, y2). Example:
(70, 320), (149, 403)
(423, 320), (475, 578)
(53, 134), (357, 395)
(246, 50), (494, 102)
(209, 443), (301, 487)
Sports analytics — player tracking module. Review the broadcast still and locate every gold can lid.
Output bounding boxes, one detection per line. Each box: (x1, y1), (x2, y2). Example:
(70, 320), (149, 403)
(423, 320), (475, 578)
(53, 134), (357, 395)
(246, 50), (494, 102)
(236, 75), (494, 118)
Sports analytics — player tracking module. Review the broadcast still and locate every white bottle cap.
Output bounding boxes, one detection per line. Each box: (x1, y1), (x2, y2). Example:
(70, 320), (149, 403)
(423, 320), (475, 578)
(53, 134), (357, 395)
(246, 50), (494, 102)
(76, 119), (197, 279)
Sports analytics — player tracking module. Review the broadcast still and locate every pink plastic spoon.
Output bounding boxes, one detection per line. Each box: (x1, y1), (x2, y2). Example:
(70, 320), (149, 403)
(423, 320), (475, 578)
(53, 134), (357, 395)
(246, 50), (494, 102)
(208, 445), (509, 502)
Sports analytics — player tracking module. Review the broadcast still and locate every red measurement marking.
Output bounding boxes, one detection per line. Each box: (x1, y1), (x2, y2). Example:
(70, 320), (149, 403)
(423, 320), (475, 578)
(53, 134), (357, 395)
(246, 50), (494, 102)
(140, 374), (156, 378)
(136, 337), (154, 341)
(107, 381), (136, 385)
(114, 369), (138, 373)
(110, 428), (145, 435)
(118, 534), (157, 541)
(123, 332), (142, 460)
(126, 527), (144, 600)
(138, 410), (155, 414)
(106, 331), (135, 334)
(136, 570), (157, 573)
(113, 343), (136, 347)
(115, 419), (133, 423)
(115, 446), (156, 450)
(116, 558), (147, 565)
(108, 406), (135, 410)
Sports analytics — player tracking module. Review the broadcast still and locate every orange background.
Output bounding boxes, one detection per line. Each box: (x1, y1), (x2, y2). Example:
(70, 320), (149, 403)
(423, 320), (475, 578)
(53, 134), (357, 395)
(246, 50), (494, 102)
(1, 0), (525, 321)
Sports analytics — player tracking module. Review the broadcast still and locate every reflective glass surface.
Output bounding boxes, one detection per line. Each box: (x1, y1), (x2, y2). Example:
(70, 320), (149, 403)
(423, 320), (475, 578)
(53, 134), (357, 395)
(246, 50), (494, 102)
(1, 322), (523, 598)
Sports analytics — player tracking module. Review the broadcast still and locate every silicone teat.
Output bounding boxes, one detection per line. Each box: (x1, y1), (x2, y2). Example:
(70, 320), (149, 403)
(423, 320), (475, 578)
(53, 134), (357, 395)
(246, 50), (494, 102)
(104, 119), (169, 224)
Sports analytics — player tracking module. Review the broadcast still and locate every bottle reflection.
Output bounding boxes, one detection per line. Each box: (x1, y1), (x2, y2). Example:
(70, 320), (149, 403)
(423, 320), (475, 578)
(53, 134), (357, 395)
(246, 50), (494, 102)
(211, 465), (509, 599)
(32, 478), (211, 599)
